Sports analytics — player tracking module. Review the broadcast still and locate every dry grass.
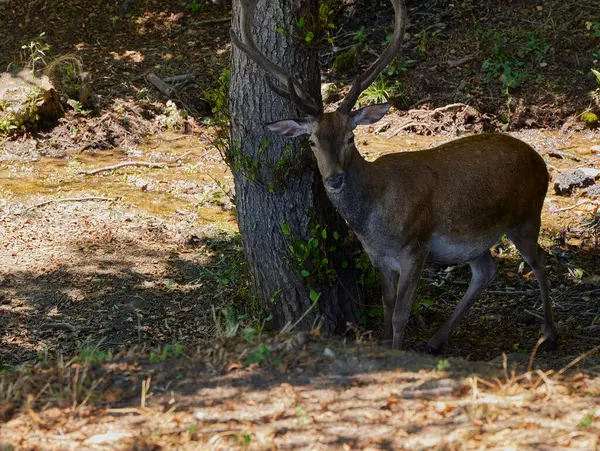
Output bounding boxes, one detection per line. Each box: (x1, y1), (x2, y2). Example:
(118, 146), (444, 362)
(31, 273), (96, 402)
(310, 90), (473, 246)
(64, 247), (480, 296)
(1, 335), (599, 450)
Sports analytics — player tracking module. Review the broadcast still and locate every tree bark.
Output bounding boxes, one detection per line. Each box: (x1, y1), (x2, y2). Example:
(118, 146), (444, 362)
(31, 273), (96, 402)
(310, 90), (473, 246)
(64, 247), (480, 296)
(229, 0), (362, 333)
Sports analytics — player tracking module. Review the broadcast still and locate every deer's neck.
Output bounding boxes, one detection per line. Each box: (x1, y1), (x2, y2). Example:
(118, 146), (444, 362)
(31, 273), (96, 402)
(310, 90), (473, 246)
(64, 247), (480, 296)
(326, 148), (373, 234)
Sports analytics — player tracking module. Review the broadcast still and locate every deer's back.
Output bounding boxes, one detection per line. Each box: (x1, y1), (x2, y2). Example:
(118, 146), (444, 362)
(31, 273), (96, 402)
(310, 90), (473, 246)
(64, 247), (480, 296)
(368, 133), (548, 239)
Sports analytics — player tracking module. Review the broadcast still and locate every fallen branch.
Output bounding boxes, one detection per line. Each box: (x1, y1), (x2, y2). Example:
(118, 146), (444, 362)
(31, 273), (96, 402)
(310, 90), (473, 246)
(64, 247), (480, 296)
(447, 55), (475, 68)
(186, 17), (232, 26)
(79, 161), (179, 175)
(557, 343), (600, 375)
(556, 200), (599, 212)
(432, 103), (468, 114)
(386, 121), (418, 139)
(40, 322), (92, 333)
(163, 73), (196, 84)
(547, 150), (581, 161)
(169, 17), (231, 36)
(487, 290), (535, 296)
(146, 72), (174, 97)
(523, 309), (545, 321)
(24, 196), (117, 212)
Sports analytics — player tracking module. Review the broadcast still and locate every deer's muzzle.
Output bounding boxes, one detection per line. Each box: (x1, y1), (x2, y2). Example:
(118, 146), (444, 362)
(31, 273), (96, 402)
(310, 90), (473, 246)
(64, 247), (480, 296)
(326, 173), (345, 190)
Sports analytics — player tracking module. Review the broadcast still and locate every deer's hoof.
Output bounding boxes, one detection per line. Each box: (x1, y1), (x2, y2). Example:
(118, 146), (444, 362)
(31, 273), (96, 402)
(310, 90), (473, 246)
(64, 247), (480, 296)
(422, 341), (442, 355)
(538, 336), (558, 352)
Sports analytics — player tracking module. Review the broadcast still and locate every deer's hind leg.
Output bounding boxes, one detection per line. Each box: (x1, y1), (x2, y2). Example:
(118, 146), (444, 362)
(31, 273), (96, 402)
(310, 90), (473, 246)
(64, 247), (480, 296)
(427, 250), (497, 353)
(507, 221), (558, 351)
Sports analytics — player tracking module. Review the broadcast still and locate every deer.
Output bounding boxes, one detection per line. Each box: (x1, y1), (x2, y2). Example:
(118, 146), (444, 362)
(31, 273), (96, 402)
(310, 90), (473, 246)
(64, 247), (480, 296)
(230, 0), (558, 353)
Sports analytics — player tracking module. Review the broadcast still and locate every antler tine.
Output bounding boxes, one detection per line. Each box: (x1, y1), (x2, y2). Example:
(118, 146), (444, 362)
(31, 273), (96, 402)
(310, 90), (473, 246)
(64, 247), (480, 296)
(265, 76), (322, 117)
(338, 0), (407, 113)
(231, 0), (322, 116)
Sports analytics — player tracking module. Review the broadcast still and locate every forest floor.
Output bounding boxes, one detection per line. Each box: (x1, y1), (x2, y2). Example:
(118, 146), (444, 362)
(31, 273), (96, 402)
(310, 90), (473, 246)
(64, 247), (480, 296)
(1, 0), (600, 449)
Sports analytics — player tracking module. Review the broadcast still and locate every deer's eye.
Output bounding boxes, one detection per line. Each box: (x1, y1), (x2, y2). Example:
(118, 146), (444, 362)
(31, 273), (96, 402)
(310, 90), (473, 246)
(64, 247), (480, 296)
(308, 140), (316, 147)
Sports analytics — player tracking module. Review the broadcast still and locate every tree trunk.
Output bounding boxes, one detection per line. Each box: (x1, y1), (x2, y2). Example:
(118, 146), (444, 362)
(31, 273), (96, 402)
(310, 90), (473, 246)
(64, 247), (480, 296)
(229, 0), (362, 333)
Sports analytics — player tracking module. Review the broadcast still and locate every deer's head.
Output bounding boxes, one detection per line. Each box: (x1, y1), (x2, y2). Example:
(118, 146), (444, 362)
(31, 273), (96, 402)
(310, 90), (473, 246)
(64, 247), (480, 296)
(231, 0), (406, 193)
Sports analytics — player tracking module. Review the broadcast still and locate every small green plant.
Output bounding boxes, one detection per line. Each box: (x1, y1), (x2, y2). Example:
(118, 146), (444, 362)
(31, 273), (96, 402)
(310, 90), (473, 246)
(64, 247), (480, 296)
(21, 32), (51, 74)
(581, 111), (598, 126)
(411, 297), (433, 315)
(212, 306), (246, 338)
(478, 29), (549, 90)
(512, 343), (529, 354)
(136, 88), (149, 99)
(437, 359), (451, 371)
(74, 339), (108, 364)
(187, 0), (205, 14)
(414, 29), (441, 55)
(585, 21), (600, 39)
(353, 26), (367, 46)
(355, 304), (384, 326)
(332, 48), (357, 72)
(317, 1), (337, 44)
(295, 405), (309, 418)
(202, 68), (230, 124)
(289, 0), (338, 46)
(282, 222), (340, 282)
(202, 68), (240, 180)
(67, 99), (91, 115)
(231, 434), (252, 446)
(579, 410), (595, 428)
(1, 88), (43, 135)
(358, 76), (401, 106)
(245, 344), (270, 366)
(149, 344), (184, 362)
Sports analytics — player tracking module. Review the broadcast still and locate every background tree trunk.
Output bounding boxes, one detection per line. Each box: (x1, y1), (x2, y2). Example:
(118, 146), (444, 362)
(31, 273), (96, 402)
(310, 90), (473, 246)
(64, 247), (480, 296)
(229, 0), (363, 333)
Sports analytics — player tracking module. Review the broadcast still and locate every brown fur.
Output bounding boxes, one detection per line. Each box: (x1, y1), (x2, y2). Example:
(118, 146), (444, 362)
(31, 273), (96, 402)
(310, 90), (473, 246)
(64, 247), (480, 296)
(307, 113), (557, 351)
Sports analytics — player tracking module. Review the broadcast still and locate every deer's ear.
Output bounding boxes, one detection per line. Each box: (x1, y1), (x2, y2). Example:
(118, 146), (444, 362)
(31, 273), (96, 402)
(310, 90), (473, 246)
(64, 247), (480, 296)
(266, 119), (312, 137)
(351, 103), (391, 128)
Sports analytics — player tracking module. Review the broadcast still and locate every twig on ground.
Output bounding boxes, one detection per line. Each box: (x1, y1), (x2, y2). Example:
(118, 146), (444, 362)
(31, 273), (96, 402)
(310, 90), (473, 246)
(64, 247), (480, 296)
(447, 55), (474, 68)
(556, 200), (599, 212)
(169, 17), (231, 36)
(40, 322), (91, 333)
(524, 309), (545, 321)
(146, 72), (174, 97)
(547, 150), (582, 161)
(163, 73), (196, 84)
(387, 121), (418, 139)
(528, 336), (545, 372)
(432, 103), (468, 113)
(282, 299), (319, 334)
(79, 161), (180, 175)
(24, 197), (117, 212)
(557, 344), (600, 375)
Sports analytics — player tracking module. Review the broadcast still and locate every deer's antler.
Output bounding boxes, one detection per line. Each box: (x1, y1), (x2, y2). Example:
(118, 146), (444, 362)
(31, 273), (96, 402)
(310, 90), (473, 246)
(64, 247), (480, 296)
(230, 0), (322, 117)
(338, 0), (407, 114)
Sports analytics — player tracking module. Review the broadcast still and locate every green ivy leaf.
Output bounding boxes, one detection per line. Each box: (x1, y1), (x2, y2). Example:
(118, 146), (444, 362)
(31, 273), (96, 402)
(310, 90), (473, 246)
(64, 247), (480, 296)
(301, 269), (310, 277)
(282, 223), (291, 236)
(309, 290), (321, 303)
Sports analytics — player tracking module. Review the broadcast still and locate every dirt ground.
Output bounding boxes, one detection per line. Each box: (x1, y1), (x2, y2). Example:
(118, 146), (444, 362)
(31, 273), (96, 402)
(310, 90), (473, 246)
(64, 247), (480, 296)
(1, 0), (600, 449)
